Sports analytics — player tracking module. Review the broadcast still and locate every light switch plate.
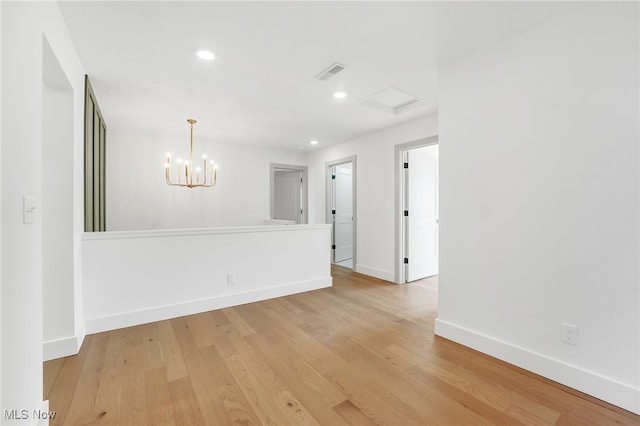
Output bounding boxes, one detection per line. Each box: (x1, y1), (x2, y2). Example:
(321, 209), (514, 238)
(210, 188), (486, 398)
(23, 195), (36, 225)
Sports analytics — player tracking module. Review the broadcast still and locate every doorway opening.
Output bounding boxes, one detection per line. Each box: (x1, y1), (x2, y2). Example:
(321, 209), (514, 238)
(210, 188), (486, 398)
(326, 156), (356, 270)
(42, 37), (75, 359)
(270, 163), (308, 224)
(394, 136), (439, 284)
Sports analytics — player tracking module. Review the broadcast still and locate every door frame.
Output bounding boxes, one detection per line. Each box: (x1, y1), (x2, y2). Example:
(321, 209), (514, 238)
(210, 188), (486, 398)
(394, 135), (439, 284)
(326, 155), (357, 268)
(270, 163), (308, 224)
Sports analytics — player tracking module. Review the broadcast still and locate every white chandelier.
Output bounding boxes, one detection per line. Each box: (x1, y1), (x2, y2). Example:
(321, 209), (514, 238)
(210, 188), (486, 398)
(165, 119), (217, 188)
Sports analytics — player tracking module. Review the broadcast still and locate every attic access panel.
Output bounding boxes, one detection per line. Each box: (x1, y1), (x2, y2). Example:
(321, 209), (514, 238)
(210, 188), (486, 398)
(359, 87), (431, 116)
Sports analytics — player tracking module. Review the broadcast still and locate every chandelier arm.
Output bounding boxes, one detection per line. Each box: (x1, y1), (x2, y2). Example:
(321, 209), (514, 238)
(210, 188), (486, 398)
(166, 165), (174, 185)
(203, 158), (208, 185)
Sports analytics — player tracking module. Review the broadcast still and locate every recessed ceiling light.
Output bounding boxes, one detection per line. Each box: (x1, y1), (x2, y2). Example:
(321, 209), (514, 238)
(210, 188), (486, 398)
(333, 91), (347, 99)
(196, 50), (215, 61)
(309, 140), (318, 145)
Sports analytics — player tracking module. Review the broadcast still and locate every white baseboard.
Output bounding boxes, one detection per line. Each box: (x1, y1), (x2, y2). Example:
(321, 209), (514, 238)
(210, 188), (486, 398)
(355, 264), (394, 282)
(435, 318), (640, 415)
(33, 400), (51, 426)
(85, 277), (332, 335)
(43, 332), (84, 361)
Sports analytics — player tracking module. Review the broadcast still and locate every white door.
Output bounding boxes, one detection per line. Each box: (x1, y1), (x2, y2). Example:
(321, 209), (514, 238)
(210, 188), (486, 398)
(274, 170), (302, 223)
(405, 145), (439, 281)
(333, 164), (353, 263)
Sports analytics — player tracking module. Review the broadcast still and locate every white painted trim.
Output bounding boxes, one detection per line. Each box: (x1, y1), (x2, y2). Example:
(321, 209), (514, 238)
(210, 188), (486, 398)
(86, 277), (331, 335)
(76, 321), (86, 351)
(34, 400), (50, 426)
(355, 264), (394, 283)
(435, 318), (640, 415)
(82, 224), (331, 241)
(43, 333), (84, 361)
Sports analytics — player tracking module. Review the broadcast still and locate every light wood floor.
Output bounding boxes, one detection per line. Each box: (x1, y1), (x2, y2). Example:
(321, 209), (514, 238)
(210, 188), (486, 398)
(44, 266), (638, 425)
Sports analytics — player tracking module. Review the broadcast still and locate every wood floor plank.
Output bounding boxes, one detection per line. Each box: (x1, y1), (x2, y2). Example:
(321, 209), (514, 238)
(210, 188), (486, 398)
(506, 403), (557, 426)
(91, 332), (128, 425)
(182, 363), (233, 426)
(523, 376), (638, 426)
(47, 333), (106, 426)
(169, 317), (209, 372)
(322, 365), (419, 426)
(276, 389), (322, 426)
(421, 387), (500, 425)
(44, 266), (639, 426)
(407, 364), (527, 426)
(220, 306), (256, 337)
(59, 333), (110, 426)
(168, 377), (206, 426)
(348, 355), (428, 403)
(332, 399), (379, 426)
(144, 338), (164, 372)
(156, 320), (188, 382)
(224, 353), (291, 425)
(454, 362), (562, 424)
(243, 332), (349, 425)
(144, 367), (174, 426)
(43, 357), (65, 400)
(185, 312), (225, 348)
(118, 341), (148, 426)
(216, 382), (262, 426)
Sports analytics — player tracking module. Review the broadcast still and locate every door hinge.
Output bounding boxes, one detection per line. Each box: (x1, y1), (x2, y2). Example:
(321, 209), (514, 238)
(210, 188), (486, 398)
(332, 209), (336, 215)
(404, 162), (409, 169)
(404, 257), (409, 264)
(332, 175), (336, 180)
(332, 244), (336, 250)
(404, 210), (408, 217)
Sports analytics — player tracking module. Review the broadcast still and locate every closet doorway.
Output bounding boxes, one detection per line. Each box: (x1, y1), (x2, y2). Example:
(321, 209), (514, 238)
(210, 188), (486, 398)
(327, 156), (356, 270)
(395, 136), (439, 284)
(270, 164), (308, 224)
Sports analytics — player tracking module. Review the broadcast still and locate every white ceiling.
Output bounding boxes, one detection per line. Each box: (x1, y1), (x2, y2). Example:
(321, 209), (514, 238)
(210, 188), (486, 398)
(58, 1), (580, 151)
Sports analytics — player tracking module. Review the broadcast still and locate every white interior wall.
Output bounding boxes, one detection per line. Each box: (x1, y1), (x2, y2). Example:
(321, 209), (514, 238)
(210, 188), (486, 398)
(42, 81), (74, 357)
(83, 225), (332, 333)
(0, 0), (3, 412)
(107, 125), (307, 231)
(1, 1), (85, 420)
(436, 3), (639, 413)
(307, 115), (438, 281)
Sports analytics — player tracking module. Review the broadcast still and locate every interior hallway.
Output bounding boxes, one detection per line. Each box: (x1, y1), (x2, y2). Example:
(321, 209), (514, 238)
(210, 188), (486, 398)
(44, 266), (638, 425)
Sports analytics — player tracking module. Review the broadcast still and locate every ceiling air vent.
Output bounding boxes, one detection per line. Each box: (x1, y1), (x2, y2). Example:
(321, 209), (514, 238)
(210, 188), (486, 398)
(315, 62), (345, 81)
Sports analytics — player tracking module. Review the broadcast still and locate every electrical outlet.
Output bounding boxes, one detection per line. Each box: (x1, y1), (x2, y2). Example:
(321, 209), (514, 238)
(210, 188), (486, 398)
(226, 273), (236, 285)
(561, 323), (579, 346)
